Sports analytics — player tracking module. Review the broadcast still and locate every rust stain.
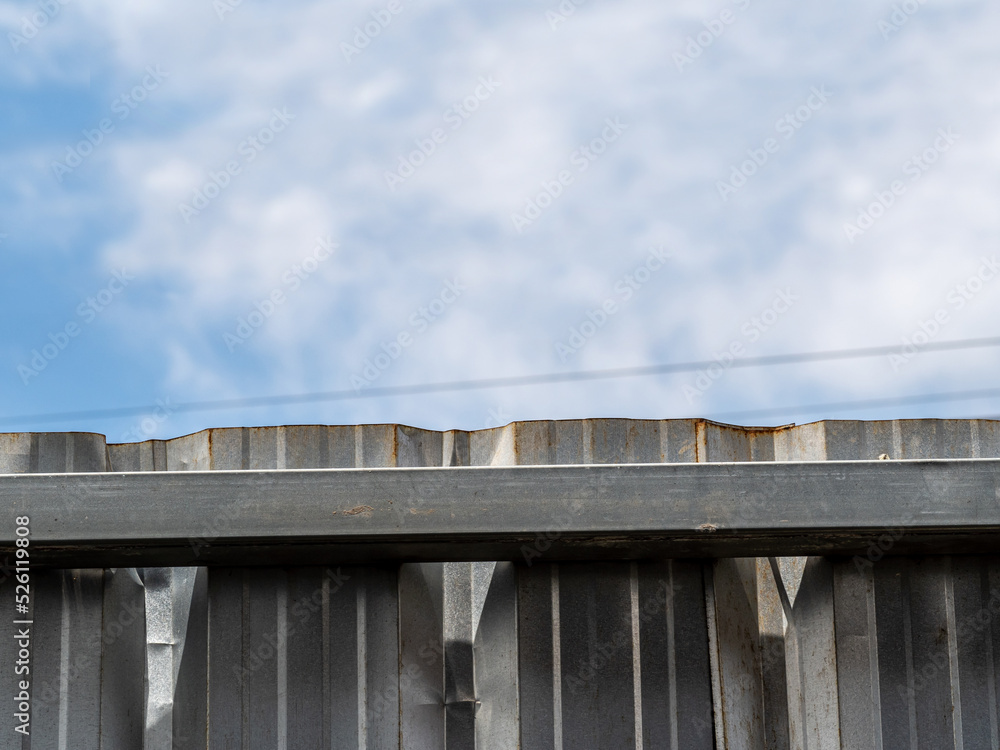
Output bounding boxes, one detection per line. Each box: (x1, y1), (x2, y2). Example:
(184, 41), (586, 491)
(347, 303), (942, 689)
(343, 505), (374, 516)
(409, 508), (436, 515)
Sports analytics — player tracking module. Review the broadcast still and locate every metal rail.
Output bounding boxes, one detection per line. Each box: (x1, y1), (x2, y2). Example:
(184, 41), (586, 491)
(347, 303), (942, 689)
(4, 458), (1000, 566)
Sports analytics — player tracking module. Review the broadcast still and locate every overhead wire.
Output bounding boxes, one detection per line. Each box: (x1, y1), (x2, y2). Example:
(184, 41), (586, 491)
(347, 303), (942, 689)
(2, 335), (999, 426)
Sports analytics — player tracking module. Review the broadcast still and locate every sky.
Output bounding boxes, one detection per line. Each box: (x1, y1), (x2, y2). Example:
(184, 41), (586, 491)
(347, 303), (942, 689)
(1, 0), (999, 443)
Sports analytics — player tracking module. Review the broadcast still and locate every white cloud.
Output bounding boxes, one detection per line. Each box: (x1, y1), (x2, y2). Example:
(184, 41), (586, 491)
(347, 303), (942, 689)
(3, 0), (1000, 435)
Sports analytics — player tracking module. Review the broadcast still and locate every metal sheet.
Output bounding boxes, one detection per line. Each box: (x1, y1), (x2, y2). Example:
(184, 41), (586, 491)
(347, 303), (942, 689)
(5, 417), (1000, 749)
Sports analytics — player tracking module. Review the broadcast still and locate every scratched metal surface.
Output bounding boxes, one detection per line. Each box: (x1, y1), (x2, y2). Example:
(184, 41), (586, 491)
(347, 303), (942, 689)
(1, 419), (1000, 748)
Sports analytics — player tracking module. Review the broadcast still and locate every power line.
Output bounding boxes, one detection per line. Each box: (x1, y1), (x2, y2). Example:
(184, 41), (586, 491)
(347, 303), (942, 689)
(3, 334), (1000, 427)
(705, 387), (1000, 423)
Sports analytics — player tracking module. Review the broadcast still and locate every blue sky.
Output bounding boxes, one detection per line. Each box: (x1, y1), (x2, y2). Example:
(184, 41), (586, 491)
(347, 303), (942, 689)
(2, 0), (999, 443)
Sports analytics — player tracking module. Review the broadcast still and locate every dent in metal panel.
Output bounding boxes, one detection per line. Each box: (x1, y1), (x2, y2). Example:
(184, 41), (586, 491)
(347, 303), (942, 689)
(474, 562), (519, 750)
(774, 557), (840, 750)
(164, 430), (214, 471)
(442, 430), (471, 467)
(395, 425), (444, 468)
(99, 568), (146, 750)
(660, 419), (699, 464)
(399, 563), (445, 748)
(143, 566), (199, 749)
(711, 558), (766, 750)
(173, 567), (208, 750)
(755, 558), (790, 750)
(697, 421), (777, 463)
(468, 424), (513, 466)
(443, 563), (478, 750)
(773, 422), (828, 462)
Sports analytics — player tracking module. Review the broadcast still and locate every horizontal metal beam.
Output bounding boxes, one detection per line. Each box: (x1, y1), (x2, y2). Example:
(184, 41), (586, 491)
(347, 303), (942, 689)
(3, 460), (1000, 566)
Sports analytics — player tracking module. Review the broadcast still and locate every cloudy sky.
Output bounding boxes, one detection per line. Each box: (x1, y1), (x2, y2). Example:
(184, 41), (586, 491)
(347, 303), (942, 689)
(1, 0), (998, 442)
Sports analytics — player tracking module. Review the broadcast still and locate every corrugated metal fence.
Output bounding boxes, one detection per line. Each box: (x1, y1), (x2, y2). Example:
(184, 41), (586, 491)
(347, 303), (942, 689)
(2, 419), (999, 748)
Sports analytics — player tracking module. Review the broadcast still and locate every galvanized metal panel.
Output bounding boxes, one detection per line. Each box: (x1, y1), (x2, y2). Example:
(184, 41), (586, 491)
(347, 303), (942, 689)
(98, 568), (146, 750)
(832, 556), (1000, 750)
(474, 562), (519, 750)
(399, 562), (445, 748)
(172, 566), (208, 750)
(7, 417), (1000, 750)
